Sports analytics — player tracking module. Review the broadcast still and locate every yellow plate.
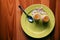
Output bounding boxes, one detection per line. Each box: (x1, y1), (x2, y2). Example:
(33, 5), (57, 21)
(21, 4), (55, 38)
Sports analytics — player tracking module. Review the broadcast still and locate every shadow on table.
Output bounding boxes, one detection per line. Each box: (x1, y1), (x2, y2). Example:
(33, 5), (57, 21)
(23, 27), (55, 40)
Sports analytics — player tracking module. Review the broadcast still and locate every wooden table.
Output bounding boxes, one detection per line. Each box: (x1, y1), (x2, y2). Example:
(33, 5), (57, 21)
(0, 0), (60, 40)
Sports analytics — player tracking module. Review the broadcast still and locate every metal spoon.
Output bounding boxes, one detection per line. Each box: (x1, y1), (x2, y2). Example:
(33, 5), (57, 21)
(19, 5), (34, 23)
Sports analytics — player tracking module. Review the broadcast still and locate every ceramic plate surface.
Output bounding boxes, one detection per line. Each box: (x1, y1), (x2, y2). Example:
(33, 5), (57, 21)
(21, 4), (55, 38)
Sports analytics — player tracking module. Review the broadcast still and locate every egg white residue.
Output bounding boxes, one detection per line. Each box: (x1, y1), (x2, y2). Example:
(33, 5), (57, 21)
(31, 8), (49, 21)
(39, 11), (46, 15)
(38, 8), (46, 15)
(31, 8), (47, 16)
(32, 10), (38, 15)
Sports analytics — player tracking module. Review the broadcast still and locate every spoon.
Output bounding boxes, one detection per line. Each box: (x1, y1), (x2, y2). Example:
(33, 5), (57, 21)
(19, 5), (34, 23)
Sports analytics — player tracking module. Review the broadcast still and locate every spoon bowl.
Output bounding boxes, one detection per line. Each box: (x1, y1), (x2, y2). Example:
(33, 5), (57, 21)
(19, 6), (34, 23)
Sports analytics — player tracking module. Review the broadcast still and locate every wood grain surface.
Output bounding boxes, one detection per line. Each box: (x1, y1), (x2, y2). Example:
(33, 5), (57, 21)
(0, 0), (60, 40)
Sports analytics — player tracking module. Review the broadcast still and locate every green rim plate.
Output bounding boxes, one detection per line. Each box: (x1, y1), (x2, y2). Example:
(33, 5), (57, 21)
(21, 4), (55, 38)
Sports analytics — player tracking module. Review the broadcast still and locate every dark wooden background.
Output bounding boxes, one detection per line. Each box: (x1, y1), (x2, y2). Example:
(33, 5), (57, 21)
(0, 0), (60, 40)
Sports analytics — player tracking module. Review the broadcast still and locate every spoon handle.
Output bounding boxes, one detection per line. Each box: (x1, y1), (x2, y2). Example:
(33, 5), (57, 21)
(19, 6), (28, 16)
